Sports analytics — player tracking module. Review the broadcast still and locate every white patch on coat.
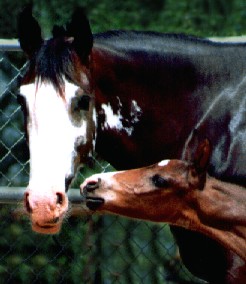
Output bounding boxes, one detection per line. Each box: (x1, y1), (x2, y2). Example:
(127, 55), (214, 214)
(20, 79), (88, 191)
(101, 99), (142, 136)
(116, 96), (122, 107)
(101, 103), (123, 131)
(158, 160), (170, 167)
(131, 100), (142, 123)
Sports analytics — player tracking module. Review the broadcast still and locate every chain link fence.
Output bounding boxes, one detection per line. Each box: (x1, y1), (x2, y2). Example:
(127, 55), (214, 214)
(0, 44), (205, 283)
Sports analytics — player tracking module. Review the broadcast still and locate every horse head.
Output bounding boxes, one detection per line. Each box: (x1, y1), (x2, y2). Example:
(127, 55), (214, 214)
(81, 139), (211, 220)
(18, 5), (95, 234)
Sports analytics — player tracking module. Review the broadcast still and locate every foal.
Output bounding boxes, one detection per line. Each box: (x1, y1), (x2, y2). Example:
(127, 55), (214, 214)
(81, 140), (246, 263)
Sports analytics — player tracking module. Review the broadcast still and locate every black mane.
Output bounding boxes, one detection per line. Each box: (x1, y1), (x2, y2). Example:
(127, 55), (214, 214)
(94, 30), (246, 55)
(31, 29), (246, 93)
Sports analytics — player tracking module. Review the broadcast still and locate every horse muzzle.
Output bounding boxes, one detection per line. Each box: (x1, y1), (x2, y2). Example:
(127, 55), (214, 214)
(24, 189), (69, 234)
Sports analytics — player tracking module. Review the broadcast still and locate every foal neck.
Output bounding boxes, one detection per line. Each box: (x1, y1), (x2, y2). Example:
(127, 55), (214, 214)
(190, 177), (246, 261)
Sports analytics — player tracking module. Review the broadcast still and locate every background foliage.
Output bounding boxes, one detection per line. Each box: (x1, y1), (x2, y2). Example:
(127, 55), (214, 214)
(0, 0), (246, 283)
(0, 0), (246, 38)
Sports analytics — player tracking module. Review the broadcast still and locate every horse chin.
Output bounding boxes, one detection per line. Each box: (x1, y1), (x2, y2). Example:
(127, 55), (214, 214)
(32, 221), (62, 235)
(30, 210), (67, 235)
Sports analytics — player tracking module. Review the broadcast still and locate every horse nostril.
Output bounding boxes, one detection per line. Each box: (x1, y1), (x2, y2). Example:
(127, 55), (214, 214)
(24, 193), (32, 214)
(85, 179), (101, 193)
(46, 217), (60, 224)
(53, 217), (59, 224)
(56, 193), (63, 205)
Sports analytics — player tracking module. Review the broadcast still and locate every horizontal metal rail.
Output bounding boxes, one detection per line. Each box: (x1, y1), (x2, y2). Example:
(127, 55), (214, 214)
(0, 187), (91, 217)
(0, 186), (86, 205)
(0, 39), (21, 51)
(1, 35), (246, 52)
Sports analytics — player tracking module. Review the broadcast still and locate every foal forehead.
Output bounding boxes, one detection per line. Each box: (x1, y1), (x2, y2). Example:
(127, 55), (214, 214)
(156, 159), (188, 173)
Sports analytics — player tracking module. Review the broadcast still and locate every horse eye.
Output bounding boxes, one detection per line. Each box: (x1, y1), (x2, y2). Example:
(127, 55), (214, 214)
(151, 174), (170, 188)
(76, 95), (91, 111)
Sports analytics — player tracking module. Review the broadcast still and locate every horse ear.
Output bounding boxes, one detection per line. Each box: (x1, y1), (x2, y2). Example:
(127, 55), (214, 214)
(188, 139), (211, 190)
(66, 7), (93, 64)
(193, 139), (211, 175)
(17, 4), (43, 58)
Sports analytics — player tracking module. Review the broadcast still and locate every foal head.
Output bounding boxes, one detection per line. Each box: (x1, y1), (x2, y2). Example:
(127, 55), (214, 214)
(18, 6), (94, 233)
(81, 140), (211, 222)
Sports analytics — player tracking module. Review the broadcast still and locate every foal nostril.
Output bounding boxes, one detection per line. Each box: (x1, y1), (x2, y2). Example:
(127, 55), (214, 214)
(85, 179), (101, 193)
(24, 193), (32, 214)
(56, 192), (64, 205)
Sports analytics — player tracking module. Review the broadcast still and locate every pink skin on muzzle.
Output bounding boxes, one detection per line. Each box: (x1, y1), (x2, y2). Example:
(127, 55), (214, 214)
(24, 188), (68, 234)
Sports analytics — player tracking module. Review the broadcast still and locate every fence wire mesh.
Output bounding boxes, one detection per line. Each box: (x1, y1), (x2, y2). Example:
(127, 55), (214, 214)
(0, 47), (204, 283)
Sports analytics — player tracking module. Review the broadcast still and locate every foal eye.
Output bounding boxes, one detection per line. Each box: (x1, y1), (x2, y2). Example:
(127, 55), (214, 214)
(75, 95), (91, 111)
(151, 174), (170, 188)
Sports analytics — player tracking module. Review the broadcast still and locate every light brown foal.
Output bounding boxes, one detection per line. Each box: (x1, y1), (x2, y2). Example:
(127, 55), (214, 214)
(81, 140), (246, 262)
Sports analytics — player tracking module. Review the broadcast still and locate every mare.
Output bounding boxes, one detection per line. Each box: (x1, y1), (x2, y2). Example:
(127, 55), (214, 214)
(17, 6), (245, 284)
(81, 139), (246, 283)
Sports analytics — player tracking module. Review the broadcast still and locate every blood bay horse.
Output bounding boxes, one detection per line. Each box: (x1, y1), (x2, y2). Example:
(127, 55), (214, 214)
(81, 139), (246, 283)
(17, 6), (245, 284)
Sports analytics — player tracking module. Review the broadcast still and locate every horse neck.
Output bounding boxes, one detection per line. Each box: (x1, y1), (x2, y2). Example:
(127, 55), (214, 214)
(90, 45), (202, 168)
(185, 177), (246, 261)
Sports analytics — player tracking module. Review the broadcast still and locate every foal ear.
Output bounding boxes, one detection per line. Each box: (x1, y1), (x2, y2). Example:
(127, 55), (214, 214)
(66, 7), (93, 64)
(193, 139), (211, 174)
(17, 4), (43, 58)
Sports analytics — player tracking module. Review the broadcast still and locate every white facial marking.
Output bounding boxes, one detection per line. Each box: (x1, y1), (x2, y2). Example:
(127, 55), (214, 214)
(158, 160), (170, 167)
(101, 99), (142, 136)
(99, 171), (120, 201)
(85, 171), (123, 201)
(92, 107), (97, 150)
(20, 79), (88, 191)
(89, 171), (123, 186)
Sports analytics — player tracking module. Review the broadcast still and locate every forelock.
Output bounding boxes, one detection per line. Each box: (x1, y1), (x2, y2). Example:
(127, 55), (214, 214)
(34, 37), (76, 94)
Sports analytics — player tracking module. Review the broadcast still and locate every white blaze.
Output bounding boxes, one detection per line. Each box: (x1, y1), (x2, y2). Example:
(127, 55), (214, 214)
(20, 80), (87, 191)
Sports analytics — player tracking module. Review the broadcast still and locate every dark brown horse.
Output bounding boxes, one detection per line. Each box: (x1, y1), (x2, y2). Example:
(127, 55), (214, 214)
(17, 6), (245, 283)
(81, 139), (246, 283)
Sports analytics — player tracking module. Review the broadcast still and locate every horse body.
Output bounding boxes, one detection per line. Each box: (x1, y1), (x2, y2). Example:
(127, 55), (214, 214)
(17, 7), (246, 283)
(92, 32), (246, 183)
